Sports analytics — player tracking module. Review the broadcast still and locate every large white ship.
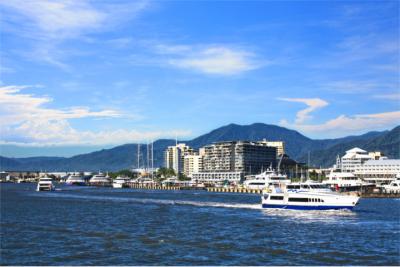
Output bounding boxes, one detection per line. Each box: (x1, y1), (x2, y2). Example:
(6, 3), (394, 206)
(65, 173), (86, 186)
(323, 169), (374, 191)
(261, 181), (359, 210)
(243, 170), (290, 190)
(89, 173), (112, 186)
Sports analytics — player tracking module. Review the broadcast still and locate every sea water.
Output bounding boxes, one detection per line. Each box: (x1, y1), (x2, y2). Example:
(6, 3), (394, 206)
(1, 183), (399, 265)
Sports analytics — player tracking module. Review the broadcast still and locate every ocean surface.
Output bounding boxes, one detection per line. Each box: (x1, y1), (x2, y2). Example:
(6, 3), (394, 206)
(1, 183), (399, 266)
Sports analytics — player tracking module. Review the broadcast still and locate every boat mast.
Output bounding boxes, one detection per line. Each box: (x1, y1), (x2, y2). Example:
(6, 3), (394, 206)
(151, 140), (154, 180)
(137, 143), (140, 169)
(307, 151), (310, 181)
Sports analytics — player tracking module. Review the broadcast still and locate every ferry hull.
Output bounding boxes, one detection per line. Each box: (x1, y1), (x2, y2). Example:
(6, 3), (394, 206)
(262, 204), (354, 210)
(66, 182), (86, 186)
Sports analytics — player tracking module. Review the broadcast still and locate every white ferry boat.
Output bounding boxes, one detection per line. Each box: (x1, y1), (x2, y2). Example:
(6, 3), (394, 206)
(89, 173), (112, 187)
(36, 176), (55, 191)
(112, 176), (129, 188)
(323, 169), (374, 191)
(261, 181), (360, 210)
(65, 173), (86, 186)
(243, 170), (290, 190)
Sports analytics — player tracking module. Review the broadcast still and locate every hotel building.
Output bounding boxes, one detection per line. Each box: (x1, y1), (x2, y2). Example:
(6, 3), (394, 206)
(164, 143), (195, 174)
(193, 141), (277, 183)
(354, 158), (400, 184)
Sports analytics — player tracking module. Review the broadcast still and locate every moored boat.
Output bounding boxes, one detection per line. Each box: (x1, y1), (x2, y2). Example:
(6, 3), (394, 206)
(112, 176), (129, 188)
(323, 169), (374, 192)
(65, 173), (86, 186)
(243, 170), (290, 190)
(89, 173), (112, 187)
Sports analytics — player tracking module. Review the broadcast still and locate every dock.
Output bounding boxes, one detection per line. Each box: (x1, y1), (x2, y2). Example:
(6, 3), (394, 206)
(206, 187), (263, 194)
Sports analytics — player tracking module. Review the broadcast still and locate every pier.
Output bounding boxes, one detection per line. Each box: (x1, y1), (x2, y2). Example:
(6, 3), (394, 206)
(206, 187), (263, 194)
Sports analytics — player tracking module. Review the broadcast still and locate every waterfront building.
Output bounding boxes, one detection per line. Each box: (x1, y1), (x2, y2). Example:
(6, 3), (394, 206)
(354, 158), (400, 184)
(368, 151), (384, 160)
(202, 141), (277, 175)
(183, 153), (203, 178)
(164, 143), (195, 174)
(340, 147), (375, 172)
(258, 140), (285, 157)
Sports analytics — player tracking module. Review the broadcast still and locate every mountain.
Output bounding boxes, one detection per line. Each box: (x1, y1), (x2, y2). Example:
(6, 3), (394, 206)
(1, 123), (398, 171)
(186, 123), (315, 158)
(297, 126), (400, 167)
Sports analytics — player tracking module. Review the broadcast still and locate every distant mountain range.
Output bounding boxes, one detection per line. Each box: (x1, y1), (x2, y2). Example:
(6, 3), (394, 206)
(1, 123), (399, 171)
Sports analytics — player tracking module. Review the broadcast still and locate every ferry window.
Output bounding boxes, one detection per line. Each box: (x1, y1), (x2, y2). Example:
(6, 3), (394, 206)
(288, 197), (308, 202)
(250, 182), (265, 185)
(270, 196), (284, 200)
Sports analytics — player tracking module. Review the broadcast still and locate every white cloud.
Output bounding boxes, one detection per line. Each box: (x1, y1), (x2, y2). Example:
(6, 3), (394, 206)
(0, 85), (121, 128)
(1, 0), (105, 38)
(155, 44), (264, 75)
(278, 96), (400, 137)
(323, 80), (386, 94)
(0, 85), (192, 146)
(280, 111), (400, 138)
(278, 97), (329, 124)
(1, 0), (149, 69)
(372, 93), (400, 101)
(1, 0), (149, 39)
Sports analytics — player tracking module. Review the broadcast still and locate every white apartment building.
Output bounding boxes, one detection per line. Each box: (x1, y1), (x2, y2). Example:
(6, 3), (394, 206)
(183, 154), (203, 178)
(164, 143), (194, 174)
(354, 158), (400, 184)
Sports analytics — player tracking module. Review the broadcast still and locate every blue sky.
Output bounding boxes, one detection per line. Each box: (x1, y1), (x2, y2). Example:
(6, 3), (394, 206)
(0, 0), (399, 156)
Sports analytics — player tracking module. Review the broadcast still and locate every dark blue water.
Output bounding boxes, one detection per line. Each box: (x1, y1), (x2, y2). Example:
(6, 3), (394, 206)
(1, 183), (399, 266)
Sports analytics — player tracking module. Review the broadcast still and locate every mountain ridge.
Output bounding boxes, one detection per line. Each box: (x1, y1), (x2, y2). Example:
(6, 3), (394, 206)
(1, 123), (398, 171)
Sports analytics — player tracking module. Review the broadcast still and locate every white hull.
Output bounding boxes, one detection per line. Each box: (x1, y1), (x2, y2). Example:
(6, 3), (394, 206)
(112, 183), (125, 188)
(262, 191), (359, 210)
(36, 182), (55, 191)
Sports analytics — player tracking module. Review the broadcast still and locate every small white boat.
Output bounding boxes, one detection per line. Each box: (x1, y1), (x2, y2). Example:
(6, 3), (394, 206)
(261, 181), (359, 210)
(36, 176), (55, 191)
(89, 173), (112, 187)
(65, 173), (86, 186)
(243, 170), (290, 190)
(383, 175), (400, 193)
(112, 176), (129, 188)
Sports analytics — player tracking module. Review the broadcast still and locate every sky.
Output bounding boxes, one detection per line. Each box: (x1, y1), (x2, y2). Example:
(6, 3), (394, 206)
(0, 0), (399, 156)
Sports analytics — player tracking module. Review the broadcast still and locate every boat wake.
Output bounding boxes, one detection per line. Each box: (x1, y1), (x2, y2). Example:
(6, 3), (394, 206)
(32, 192), (262, 210)
(31, 192), (358, 222)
